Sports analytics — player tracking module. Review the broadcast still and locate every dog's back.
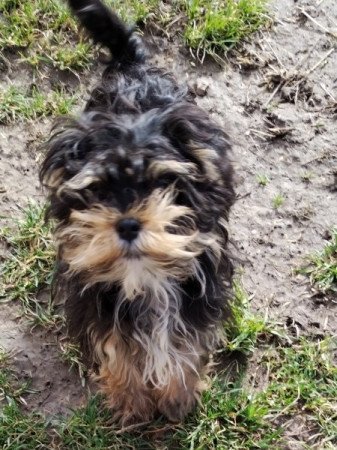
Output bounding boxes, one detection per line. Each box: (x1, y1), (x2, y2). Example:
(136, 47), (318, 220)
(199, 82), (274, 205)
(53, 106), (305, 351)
(67, 0), (189, 115)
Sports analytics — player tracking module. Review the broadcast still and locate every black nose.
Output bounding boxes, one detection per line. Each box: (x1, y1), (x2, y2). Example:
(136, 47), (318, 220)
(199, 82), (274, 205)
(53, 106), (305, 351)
(116, 218), (141, 242)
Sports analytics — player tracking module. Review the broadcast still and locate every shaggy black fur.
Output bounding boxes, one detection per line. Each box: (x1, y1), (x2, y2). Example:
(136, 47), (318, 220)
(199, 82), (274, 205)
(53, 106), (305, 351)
(40, 0), (235, 421)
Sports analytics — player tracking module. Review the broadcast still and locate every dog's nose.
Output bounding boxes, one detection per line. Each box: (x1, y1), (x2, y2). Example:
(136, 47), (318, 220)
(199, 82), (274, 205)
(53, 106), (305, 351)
(116, 218), (141, 242)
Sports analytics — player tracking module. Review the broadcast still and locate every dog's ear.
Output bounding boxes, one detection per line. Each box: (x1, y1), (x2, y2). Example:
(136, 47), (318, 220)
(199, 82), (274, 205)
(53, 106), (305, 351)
(162, 104), (232, 180)
(162, 104), (235, 220)
(40, 120), (89, 190)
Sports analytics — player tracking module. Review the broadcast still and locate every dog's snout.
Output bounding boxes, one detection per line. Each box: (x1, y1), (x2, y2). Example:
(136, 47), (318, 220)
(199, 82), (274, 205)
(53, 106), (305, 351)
(116, 218), (141, 242)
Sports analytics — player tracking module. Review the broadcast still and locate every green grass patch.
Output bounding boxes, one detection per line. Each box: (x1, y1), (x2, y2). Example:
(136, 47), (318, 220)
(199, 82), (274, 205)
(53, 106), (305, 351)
(256, 174), (270, 186)
(0, 86), (77, 124)
(300, 228), (337, 294)
(0, 0), (92, 70)
(184, 0), (268, 60)
(225, 279), (284, 355)
(0, 257), (336, 448)
(0, 0), (269, 70)
(0, 202), (59, 327)
(0, 348), (30, 406)
(2, 335), (336, 449)
(261, 337), (337, 446)
(0, 403), (51, 450)
(272, 194), (284, 209)
(0, 0), (160, 71)
(0, 349), (51, 448)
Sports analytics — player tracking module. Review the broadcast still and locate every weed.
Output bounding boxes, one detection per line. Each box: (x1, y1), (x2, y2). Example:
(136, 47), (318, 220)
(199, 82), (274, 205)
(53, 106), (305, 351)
(300, 228), (337, 294)
(256, 174), (270, 186)
(0, 86), (77, 124)
(272, 194), (285, 209)
(0, 202), (59, 328)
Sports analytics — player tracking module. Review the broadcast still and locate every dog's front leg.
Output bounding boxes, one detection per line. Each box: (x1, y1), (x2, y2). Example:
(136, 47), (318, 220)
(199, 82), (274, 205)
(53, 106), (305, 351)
(156, 366), (205, 422)
(94, 334), (156, 425)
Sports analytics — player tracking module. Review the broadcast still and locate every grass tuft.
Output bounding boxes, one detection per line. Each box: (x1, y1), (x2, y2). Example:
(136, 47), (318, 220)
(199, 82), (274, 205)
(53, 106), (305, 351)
(272, 193), (285, 209)
(0, 202), (59, 327)
(0, 0), (92, 70)
(1, 0), (269, 70)
(256, 174), (270, 186)
(300, 228), (337, 294)
(225, 279), (283, 355)
(0, 86), (77, 124)
(184, 0), (268, 60)
(0, 348), (30, 406)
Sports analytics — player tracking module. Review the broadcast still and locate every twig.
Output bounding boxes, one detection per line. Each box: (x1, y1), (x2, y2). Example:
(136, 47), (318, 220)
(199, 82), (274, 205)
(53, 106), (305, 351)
(319, 83), (336, 102)
(297, 7), (337, 38)
(263, 82), (284, 108)
(305, 48), (335, 75)
(114, 420), (152, 434)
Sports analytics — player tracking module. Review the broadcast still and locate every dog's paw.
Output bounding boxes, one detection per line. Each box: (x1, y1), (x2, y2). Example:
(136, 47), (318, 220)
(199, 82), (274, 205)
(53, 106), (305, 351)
(157, 387), (199, 422)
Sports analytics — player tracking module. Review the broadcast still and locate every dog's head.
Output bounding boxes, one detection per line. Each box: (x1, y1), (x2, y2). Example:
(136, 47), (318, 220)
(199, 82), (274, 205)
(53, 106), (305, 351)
(41, 104), (234, 298)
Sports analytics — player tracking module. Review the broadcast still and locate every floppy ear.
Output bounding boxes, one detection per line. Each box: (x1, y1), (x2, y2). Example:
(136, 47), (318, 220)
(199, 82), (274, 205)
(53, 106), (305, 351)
(162, 103), (235, 221)
(40, 119), (88, 191)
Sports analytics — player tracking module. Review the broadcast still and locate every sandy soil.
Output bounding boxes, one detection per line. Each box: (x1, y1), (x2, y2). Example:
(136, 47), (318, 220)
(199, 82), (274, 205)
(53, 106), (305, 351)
(0, 0), (336, 436)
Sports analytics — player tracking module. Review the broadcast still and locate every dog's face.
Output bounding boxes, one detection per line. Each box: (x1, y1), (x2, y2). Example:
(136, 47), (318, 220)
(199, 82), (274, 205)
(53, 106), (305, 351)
(41, 105), (233, 297)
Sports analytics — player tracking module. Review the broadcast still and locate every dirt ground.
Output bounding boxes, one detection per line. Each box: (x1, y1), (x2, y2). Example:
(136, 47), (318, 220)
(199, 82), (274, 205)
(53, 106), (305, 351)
(0, 0), (336, 435)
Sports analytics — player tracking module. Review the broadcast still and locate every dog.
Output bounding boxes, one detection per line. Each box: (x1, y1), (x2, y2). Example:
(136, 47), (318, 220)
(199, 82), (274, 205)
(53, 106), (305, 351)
(40, 0), (235, 424)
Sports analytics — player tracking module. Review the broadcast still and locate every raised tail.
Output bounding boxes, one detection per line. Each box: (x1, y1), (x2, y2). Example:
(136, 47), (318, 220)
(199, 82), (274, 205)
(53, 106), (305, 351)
(67, 0), (146, 66)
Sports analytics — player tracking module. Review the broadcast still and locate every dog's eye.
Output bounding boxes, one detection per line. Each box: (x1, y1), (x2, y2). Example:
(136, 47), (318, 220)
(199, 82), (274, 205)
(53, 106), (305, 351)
(155, 173), (177, 188)
(88, 183), (108, 201)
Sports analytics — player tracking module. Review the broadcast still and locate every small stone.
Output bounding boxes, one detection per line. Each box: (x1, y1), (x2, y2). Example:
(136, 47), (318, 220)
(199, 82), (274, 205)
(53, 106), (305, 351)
(194, 78), (210, 97)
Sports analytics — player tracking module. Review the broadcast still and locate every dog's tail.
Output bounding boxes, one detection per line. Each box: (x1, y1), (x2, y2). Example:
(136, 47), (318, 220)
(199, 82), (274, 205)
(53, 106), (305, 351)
(67, 0), (146, 66)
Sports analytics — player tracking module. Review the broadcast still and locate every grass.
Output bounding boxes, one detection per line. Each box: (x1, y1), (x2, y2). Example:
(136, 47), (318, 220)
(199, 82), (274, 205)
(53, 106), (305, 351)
(184, 0), (268, 60)
(259, 337), (337, 446)
(0, 202), (59, 327)
(0, 0), (92, 71)
(300, 228), (337, 295)
(256, 174), (270, 186)
(224, 279), (284, 355)
(1, 215), (336, 449)
(0, 86), (77, 124)
(0, 348), (30, 406)
(272, 194), (285, 209)
(0, 0), (160, 71)
(1, 332), (336, 448)
(0, 0), (269, 71)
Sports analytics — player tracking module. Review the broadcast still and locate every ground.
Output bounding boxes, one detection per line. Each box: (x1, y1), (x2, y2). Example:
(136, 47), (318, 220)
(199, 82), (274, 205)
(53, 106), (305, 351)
(0, 0), (336, 449)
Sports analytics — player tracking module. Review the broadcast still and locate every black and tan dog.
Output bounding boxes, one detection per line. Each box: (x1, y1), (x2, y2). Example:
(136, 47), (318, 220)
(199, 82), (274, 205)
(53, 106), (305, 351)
(40, 0), (235, 424)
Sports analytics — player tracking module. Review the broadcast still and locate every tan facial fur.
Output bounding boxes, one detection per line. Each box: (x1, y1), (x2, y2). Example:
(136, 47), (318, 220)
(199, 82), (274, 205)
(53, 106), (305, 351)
(56, 188), (222, 291)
